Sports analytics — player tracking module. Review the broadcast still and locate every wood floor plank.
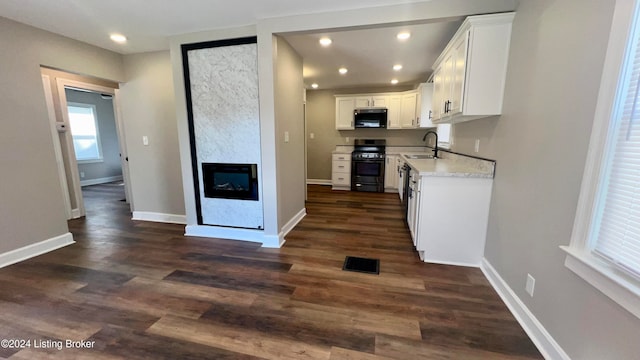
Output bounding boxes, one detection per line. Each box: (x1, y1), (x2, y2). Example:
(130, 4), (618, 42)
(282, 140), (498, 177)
(0, 183), (542, 359)
(87, 324), (264, 360)
(250, 296), (423, 340)
(375, 334), (541, 360)
(148, 315), (330, 360)
(329, 347), (394, 360)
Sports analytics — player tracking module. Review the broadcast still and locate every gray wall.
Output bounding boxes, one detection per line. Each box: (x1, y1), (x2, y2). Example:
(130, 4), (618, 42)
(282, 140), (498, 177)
(305, 86), (427, 180)
(65, 89), (122, 184)
(451, 1), (640, 358)
(0, 16), (123, 254)
(274, 36), (306, 230)
(120, 51), (185, 216)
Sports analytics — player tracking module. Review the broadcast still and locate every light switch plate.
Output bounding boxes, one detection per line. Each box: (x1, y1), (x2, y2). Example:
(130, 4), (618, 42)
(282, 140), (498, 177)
(284, 131), (289, 143)
(526, 274), (535, 297)
(142, 136), (149, 146)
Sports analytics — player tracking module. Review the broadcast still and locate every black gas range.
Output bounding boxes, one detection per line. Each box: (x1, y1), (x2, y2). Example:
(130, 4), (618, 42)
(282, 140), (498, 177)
(351, 139), (386, 192)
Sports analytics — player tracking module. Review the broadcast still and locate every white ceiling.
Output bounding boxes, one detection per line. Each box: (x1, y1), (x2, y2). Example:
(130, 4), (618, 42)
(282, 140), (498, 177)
(0, 0), (427, 54)
(281, 20), (463, 90)
(0, 0), (504, 89)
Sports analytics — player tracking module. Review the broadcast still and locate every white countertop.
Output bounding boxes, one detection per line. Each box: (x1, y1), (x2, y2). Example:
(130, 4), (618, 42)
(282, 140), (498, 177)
(400, 153), (494, 179)
(331, 146), (495, 178)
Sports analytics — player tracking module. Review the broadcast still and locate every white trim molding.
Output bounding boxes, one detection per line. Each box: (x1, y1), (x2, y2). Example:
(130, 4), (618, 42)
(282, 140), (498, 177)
(185, 224), (265, 245)
(306, 179), (331, 185)
(277, 208), (306, 247)
(561, 246), (640, 319)
(80, 175), (123, 187)
(0, 233), (75, 269)
(562, 0), (640, 321)
(481, 258), (570, 360)
(71, 208), (82, 219)
(184, 213), (306, 248)
(132, 211), (187, 225)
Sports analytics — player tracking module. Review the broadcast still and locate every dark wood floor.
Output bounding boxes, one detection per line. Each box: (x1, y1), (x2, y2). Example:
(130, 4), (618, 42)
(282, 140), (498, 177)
(0, 183), (542, 359)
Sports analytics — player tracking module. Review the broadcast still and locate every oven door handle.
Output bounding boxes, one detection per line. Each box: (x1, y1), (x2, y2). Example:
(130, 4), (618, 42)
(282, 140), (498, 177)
(352, 159), (385, 163)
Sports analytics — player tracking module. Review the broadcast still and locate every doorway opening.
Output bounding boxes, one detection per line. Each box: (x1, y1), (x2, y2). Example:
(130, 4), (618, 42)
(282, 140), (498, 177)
(41, 68), (133, 220)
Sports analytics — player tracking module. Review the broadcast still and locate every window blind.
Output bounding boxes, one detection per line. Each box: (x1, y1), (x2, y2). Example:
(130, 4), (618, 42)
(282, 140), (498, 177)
(593, 14), (640, 277)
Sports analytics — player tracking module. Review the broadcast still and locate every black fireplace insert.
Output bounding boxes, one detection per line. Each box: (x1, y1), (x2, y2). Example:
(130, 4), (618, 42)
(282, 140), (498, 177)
(202, 163), (259, 201)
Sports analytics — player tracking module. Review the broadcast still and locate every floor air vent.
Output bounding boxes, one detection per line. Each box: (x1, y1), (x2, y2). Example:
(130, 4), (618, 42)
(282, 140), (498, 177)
(342, 256), (380, 275)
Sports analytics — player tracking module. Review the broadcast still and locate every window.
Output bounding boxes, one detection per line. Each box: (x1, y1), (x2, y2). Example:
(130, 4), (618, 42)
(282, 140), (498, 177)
(562, 0), (640, 319)
(437, 123), (452, 149)
(67, 102), (102, 163)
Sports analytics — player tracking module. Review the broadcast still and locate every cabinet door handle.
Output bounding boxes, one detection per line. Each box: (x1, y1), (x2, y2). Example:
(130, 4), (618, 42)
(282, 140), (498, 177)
(429, 110), (432, 119)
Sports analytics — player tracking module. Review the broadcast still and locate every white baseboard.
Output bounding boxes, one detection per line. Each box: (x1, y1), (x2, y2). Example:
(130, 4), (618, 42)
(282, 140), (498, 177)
(71, 208), (82, 219)
(132, 211), (187, 225)
(185, 224), (265, 244)
(80, 175), (123, 187)
(306, 179), (332, 185)
(277, 208), (306, 247)
(0, 232), (74, 269)
(424, 258), (480, 268)
(481, 258), (570, 360)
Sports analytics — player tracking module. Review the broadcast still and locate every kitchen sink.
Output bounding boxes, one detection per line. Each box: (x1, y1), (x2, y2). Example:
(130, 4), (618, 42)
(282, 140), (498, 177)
(404, 154), (436, 159)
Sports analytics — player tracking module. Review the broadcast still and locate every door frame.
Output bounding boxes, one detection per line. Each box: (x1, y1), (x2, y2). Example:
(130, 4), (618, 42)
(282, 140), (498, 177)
(54, 78), (133, 218)
(42, 74), (73, 219)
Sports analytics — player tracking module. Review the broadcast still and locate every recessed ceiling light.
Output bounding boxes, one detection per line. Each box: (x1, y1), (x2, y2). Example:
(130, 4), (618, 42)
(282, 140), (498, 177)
(339, 67), (348, 75)
(393, 64), (403, 71)
(319, 37), (332, 46)
(311, 83), (319, 89)
(391, 79), (399, 85)
(110, 34), (127, 43)
(397, 32), (411, 41)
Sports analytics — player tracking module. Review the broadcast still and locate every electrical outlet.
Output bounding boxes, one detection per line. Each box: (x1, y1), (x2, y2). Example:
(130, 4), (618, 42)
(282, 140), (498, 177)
(345, 137), (350, 143)
(475, 139), (480, 153)
(526, 274), (535, 297)
(80, 172), (85, 178)
(310, 132), (315, 139)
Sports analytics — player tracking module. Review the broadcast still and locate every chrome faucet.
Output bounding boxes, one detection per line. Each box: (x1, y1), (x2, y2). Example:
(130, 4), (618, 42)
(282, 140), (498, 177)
(422, 131), (439, 158)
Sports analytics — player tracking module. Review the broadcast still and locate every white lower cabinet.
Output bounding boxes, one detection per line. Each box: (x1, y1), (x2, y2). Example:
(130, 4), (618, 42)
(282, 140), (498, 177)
(384, 155), (398, 191)
(407, 171), (421, 245)
(412, 175), (493, 266)
(397, 157), (404, 200)
(331, 153), (351, 190)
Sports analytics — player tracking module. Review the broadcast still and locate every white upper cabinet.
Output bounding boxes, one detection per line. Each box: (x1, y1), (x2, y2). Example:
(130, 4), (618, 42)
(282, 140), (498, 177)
(387, 95), (402, 129)
(432, 12), (514, 124)
(335, 97), (355, 130)
(417, 83), (435, 128)
(400, 92), (418, 128)
(336, 92), (415, 130)
(356, 95), (388, 108)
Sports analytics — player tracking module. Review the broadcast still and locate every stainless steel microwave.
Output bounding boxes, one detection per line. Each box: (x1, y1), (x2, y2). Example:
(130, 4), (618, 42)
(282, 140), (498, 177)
(354, 108), (387, 128)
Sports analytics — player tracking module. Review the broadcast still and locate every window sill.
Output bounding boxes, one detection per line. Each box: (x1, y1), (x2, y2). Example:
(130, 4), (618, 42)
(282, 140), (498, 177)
(77, 159), (104, 164)
(560, 245), (640, 319)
